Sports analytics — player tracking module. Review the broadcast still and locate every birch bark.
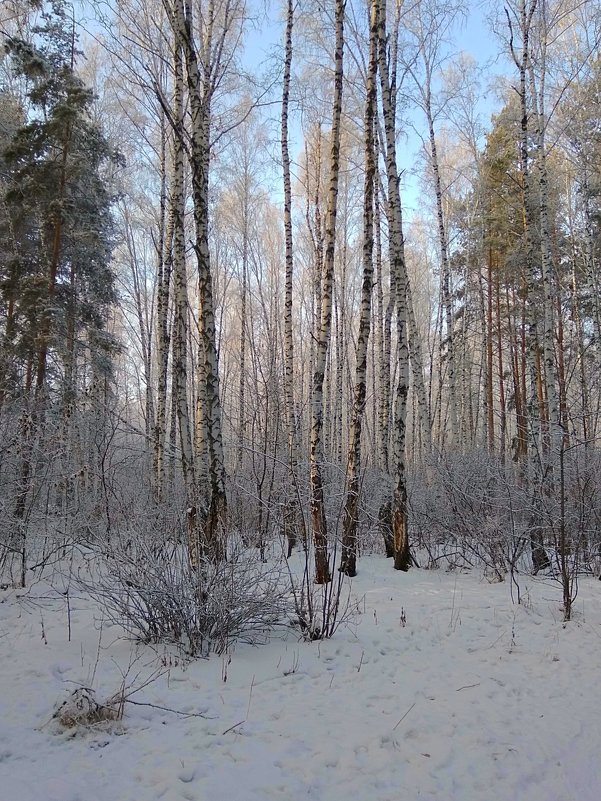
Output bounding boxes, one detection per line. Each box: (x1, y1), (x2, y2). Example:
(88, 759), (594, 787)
(309, 0), (346, 585)
(281, 0), (300, 554)
(339, 0), (377, 577)
(376, 0), (411, 571)
(153, 112), (172, 501)
(168, 0), (236, 559)
(170, 41), (200, 564)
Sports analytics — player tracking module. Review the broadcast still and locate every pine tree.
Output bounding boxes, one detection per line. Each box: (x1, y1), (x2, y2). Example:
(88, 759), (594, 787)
(1, 2), (118, 404)
(1, 1), (118, 585)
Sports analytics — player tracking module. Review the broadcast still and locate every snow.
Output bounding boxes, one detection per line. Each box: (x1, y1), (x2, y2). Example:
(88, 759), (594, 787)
(1, 557), (600, 801)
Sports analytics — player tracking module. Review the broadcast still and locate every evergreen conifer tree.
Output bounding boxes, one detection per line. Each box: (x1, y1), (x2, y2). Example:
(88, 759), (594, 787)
(1, 0), (118, 405)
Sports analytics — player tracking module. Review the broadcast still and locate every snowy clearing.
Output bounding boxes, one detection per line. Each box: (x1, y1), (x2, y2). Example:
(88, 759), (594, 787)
(1, 557), (600, 801)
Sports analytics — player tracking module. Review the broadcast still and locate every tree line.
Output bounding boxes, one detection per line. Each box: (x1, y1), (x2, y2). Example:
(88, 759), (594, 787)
(0, 0), (600, 636)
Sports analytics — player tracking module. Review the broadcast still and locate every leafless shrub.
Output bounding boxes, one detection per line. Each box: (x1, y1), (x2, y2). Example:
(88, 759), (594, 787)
(410, 451), (531, 577)
(78, 535), (295, 656)
(284, 508), (359, 641)
(409, 445), (601, 617)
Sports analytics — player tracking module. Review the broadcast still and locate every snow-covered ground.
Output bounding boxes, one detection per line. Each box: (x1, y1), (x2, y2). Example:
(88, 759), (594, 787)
(1, 556), (600, 801)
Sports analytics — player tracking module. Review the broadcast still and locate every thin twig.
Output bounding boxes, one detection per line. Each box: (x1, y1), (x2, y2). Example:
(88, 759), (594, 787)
(246, 675), (255, 719)
(393, 702), (416, 731)
(123, 699), (214, 719)
(222, 719), (245, 735)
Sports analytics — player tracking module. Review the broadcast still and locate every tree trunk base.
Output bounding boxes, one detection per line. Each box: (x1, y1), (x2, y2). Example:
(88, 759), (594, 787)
(393, 549), (411, 572)
(339, 552), (357, 577)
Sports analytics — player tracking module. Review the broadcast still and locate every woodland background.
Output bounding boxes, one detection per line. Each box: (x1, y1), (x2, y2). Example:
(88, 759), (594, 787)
(1, 0), (600, 645)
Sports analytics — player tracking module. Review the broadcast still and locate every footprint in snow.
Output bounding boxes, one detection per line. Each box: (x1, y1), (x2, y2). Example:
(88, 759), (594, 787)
(178, 768), (196, 783)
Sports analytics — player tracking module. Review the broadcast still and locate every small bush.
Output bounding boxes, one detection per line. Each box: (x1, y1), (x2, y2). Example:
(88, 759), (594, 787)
(80, 536), (294, 656)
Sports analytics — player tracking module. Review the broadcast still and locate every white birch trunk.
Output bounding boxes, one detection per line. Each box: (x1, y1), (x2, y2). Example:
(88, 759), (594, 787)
(340, 0), (377, 577)
(170, 41), (200, 565)
(170, 0), (231, 559)
(376, 0), (411, 570)
(309, 0), (346, 585)
(280, 0), (301, 554)
(153, 111), (172, 502)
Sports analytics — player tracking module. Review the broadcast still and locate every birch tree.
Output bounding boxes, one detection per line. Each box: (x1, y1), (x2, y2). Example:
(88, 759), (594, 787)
(309, 0), (346, 585)
(403, 0), (465, 450)
(376, 0), (411, 570)
(339, 0), (377, 577)
(504, 0), (559, 572)
(165, 0), (246, 559)
(153, 110), (173, 502)
(281, 0), (300, 555)
(169, 39), (202, 563)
